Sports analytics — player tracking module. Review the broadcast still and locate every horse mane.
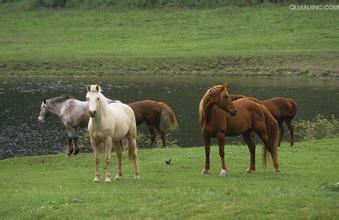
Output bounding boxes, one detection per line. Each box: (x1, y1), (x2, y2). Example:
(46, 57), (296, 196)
(49, 95), (73, 104)
(246, 96), (260, 103)
(199, 87), (218, 127)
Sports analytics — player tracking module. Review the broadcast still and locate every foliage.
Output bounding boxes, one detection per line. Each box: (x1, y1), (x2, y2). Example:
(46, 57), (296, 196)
(0, 139), (338, 218)
(294, 115), (339, 141)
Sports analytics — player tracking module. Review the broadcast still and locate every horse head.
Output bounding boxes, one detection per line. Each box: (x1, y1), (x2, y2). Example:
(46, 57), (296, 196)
(205, 83), (238, 116)
(86, 84), (102, 118)
(38, 99), (50, 122)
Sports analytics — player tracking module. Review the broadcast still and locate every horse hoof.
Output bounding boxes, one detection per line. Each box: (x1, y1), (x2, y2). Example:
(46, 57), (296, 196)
(275, 170), (281, 175)
(114, 175), (122, 181)
(219, 169), (228, 176)
(134, 175), (140, 180)
(105, 177), (111, 183)
(246, 168), (255, 174)
(201, 169), (209, 175)
(93, 177), (99, 183)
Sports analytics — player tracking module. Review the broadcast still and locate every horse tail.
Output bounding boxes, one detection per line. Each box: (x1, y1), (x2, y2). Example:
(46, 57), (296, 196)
(287, 98), (298, 118)
(128, 140), (138, 163)
(158, 102), (178, 130)
(127, 122), (140, 177)
(262, 105), (279, 170)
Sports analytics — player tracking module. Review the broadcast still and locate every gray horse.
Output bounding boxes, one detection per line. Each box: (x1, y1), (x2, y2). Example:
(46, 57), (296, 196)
(38, 96), (89, 155)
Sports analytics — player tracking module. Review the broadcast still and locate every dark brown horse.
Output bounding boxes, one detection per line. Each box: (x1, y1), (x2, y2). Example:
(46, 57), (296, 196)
(128, 100), (177, 148)
(199, 83), (280, 176)
(231, 94), (298, 147)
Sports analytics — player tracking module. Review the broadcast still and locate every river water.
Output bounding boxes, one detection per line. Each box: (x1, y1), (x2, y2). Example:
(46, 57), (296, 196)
(1, 75), (338, 159)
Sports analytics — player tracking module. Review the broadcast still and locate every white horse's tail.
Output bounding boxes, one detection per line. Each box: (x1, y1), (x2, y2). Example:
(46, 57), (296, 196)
(127, 123), (140, 177)
(128, 139), (138, 163)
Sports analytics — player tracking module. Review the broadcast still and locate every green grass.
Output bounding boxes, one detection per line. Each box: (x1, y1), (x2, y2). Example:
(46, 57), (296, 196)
(0, 4), (338, 77)
(1, 139), (338, 219)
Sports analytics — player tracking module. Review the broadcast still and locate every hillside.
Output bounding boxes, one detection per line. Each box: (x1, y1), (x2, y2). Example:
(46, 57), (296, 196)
(0, 4), (338, 77)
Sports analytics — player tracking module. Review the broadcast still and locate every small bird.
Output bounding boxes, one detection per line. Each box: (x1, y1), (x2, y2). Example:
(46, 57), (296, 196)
(165, 159), (172, 165)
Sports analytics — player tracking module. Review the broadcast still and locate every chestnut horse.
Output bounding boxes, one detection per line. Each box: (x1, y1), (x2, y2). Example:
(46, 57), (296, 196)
(199, 84), (280, 176)
(231, 95), (298, 146)
(128, 100), (177, 148)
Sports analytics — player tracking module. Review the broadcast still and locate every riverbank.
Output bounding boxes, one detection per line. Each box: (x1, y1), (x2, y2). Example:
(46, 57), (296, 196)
(1, 5), (338, 78)
(1, 139), (338, 218)
(2, 54), (339, 78)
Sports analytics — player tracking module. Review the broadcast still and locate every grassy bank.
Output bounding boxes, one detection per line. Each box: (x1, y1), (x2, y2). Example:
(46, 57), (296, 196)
(0, 4), (338, 77)
(0, 139), (338, 219)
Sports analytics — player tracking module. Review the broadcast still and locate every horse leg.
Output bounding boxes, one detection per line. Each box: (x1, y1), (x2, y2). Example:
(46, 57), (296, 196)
(285, 119), (295, 147)
(66, 126), (76, 155)
(258, 133), (280, 174)
(147, 123), (157, 149)
(217, 133), (227, 176)
(74, 137), (79, 155)
(74, 128), (80, 155)
(278, 121), (284, 147)
(114, 141), (123, 180)
(127, 134), (140, 180)
(201, 136), (211, 175)
(155, 122), (167, 148)
(67, 137), (73, 155)
(91, 136), (100, 183)
(243, 130), (256, 173)
(104, 137), (113, 183)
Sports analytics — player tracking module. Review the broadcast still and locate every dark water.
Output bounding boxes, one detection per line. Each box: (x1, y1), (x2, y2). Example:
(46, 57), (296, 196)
(1, 75), (338, 159)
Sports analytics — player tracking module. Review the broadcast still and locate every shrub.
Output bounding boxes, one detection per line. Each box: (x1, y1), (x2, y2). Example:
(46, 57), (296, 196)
(294, 115), (339, 141)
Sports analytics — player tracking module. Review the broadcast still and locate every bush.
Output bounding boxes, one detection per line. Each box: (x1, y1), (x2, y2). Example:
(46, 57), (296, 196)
(294, 115), (339, 141)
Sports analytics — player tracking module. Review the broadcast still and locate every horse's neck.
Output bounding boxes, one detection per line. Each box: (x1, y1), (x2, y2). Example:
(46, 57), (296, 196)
(47, 101), (63, 117)
(92, 93), (110, 124)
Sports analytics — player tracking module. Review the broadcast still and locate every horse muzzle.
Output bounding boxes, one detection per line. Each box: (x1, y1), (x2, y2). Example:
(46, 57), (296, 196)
(38, 117), (44, 123)
(89, 110), (96, 118)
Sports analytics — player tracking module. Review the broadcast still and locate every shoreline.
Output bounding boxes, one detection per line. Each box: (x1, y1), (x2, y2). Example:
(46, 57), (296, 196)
(1, 55), (338, 79)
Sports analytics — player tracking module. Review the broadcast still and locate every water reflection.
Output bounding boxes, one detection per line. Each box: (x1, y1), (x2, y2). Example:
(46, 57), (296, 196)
(0, 75), (338, 159)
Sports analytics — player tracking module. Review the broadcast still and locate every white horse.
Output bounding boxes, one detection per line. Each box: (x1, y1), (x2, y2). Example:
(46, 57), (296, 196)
(86, 84), (139, 183)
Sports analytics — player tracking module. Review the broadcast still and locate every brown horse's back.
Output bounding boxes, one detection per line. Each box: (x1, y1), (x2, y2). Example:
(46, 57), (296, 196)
(261, 97), (298, 120)
(128, 100), (161, 125)
(202, 98), (273, 137)
(232, 95), (298, 121)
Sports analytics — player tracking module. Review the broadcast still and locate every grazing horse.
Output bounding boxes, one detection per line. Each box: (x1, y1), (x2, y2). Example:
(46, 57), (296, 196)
(199, 83), (280, 176)
(128, 100), (177, 148)
(231, 94), (298, 146)
(38, 96), (89, 155)
(86, 85), (139, 183)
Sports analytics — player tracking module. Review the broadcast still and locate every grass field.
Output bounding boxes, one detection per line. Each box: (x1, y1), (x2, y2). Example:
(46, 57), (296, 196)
(1, 139), (338, 219)
(0, 4), (338, 77)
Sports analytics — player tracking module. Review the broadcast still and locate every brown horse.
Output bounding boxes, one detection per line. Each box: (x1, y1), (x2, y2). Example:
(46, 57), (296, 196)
(128, 100), (177, 148)
(199, 83), (280, 176)
(231, 94), (298, 147)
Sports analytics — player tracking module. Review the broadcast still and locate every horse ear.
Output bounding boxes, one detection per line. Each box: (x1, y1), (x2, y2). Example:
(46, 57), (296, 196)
(96, 85), (99, 92)
(43, 99), (46, 104)
(222, 82), (227, 88)
(87, 85), (91, 92)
